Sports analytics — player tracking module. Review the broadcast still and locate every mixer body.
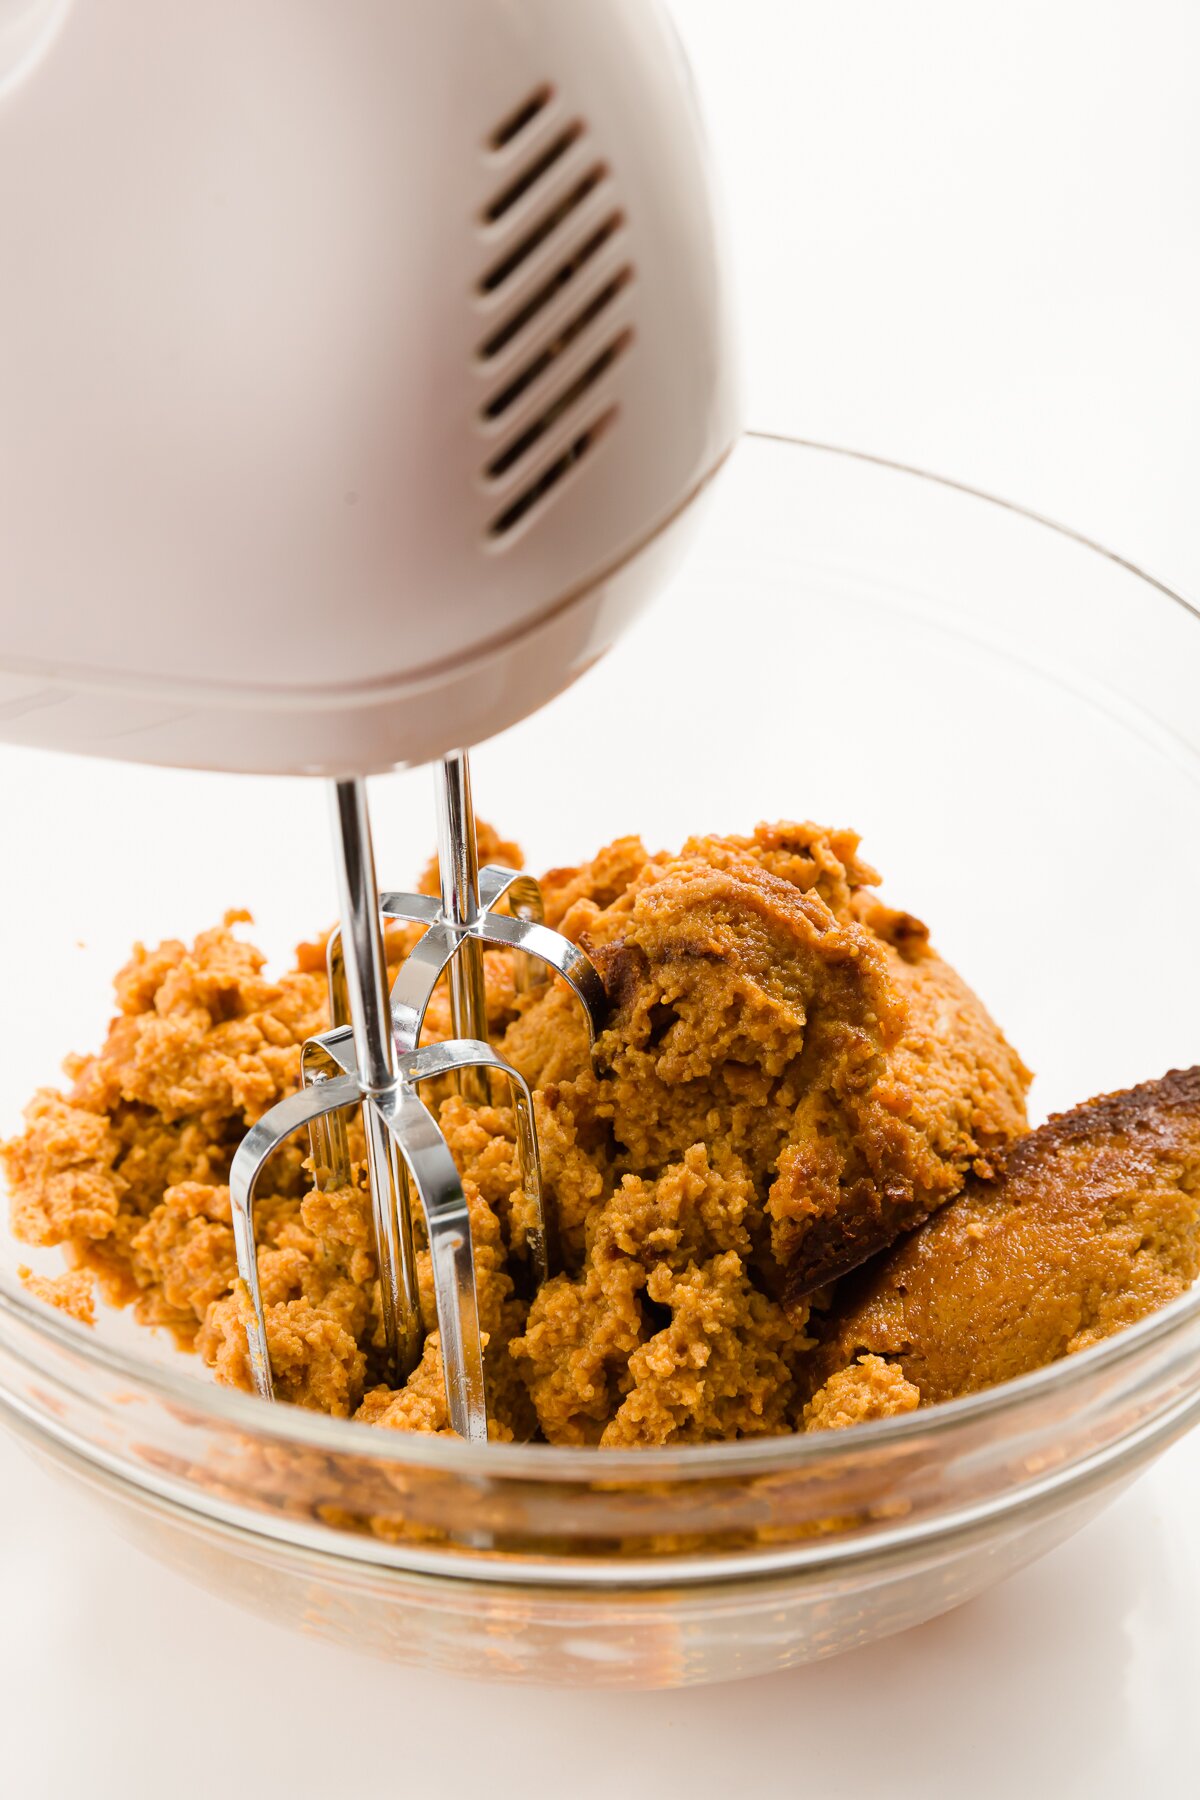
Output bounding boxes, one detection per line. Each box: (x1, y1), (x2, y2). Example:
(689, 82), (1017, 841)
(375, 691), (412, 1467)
(0, 0), (738, 773)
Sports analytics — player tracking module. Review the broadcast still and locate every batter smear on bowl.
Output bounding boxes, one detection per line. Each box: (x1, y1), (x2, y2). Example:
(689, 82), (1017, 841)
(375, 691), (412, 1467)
(5, 820), (1198, 1443)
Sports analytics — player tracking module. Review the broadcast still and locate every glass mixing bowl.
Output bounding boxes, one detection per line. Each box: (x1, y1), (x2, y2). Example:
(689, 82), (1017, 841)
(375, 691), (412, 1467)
(2, 435), (1198, 1687)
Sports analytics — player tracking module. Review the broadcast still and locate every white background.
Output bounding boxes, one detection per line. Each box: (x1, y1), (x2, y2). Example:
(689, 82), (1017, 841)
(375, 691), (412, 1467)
(2, 3), (1199, 1796)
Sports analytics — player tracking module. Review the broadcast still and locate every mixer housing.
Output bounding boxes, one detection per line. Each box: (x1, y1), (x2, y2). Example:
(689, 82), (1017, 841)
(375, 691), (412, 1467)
(0, 0), (738, 773)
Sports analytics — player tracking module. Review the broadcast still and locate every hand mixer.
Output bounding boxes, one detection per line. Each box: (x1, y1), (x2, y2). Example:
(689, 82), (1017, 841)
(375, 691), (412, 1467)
(0, 0), (738, 1438)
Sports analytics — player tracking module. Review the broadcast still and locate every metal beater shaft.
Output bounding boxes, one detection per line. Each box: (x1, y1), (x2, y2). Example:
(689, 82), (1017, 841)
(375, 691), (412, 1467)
(434, 752), (490, 1105)
(329, 779), (421, 1380)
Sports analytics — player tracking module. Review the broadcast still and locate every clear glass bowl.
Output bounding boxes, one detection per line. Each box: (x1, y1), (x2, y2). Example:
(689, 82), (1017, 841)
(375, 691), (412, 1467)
(2, 435), (1198, 1687)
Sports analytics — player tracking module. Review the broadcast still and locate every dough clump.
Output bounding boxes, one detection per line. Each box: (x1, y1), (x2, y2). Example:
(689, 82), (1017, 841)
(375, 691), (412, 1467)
(10, 821), (1190, 1445)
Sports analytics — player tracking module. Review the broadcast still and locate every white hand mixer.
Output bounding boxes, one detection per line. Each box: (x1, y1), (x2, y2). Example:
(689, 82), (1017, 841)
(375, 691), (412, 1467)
(0, 0), (738, 1438)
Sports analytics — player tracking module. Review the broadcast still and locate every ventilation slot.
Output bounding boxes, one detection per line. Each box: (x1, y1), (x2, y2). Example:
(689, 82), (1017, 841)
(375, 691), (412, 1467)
(482, 268), (633, 418)
(479, 165), (607, 293)
(485, 332), (631, 478)
(478, 213), (625, 360)
(488, 410), (617, 539)
(489, 85), (553, 151)
(483, 122), (584, 223)
(478, 91), (630, 543)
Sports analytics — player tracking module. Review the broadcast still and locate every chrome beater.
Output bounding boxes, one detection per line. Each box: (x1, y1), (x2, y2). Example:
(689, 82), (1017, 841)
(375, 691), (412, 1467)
(228, 752), (605, 1441)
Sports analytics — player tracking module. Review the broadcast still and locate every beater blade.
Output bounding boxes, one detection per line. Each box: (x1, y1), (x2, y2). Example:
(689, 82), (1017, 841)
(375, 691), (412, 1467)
(229, 754), (607, 1440)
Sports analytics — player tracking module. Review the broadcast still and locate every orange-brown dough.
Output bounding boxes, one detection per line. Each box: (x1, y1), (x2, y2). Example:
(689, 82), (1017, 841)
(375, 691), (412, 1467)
(813, 1067), (1200, 1402)
(0, 818), (1042, 1445)
(17, 1264), (96, 1326)
(801, 1355), (920, 1431)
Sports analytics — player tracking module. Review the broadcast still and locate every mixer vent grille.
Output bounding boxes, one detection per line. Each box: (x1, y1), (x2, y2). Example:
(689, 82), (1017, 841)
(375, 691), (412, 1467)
(489, 85), (554, 151)
(483, 123), (585, 224)
(478, 88), (634, 541)
(488, 411), (619, 539)
(479, 165), (608, 295)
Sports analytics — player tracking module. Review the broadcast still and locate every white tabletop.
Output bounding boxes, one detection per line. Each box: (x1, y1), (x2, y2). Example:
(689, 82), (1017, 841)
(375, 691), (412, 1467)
(3, 3), (1199, 1794)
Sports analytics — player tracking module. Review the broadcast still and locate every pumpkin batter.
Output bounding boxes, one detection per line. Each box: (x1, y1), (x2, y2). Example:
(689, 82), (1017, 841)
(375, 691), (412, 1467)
(3, 819), (1193, 1443)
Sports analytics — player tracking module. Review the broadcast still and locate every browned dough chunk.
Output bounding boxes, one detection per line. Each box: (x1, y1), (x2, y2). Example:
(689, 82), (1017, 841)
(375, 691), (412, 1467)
(813, 1067), (1200, 1403)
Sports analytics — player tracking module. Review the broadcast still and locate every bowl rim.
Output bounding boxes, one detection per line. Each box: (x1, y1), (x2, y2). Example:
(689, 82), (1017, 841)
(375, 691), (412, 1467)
(9, 1334), (1199, 1588)
(3, 1262), (1199, 1481)
(2, 432), (1198, 1484)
